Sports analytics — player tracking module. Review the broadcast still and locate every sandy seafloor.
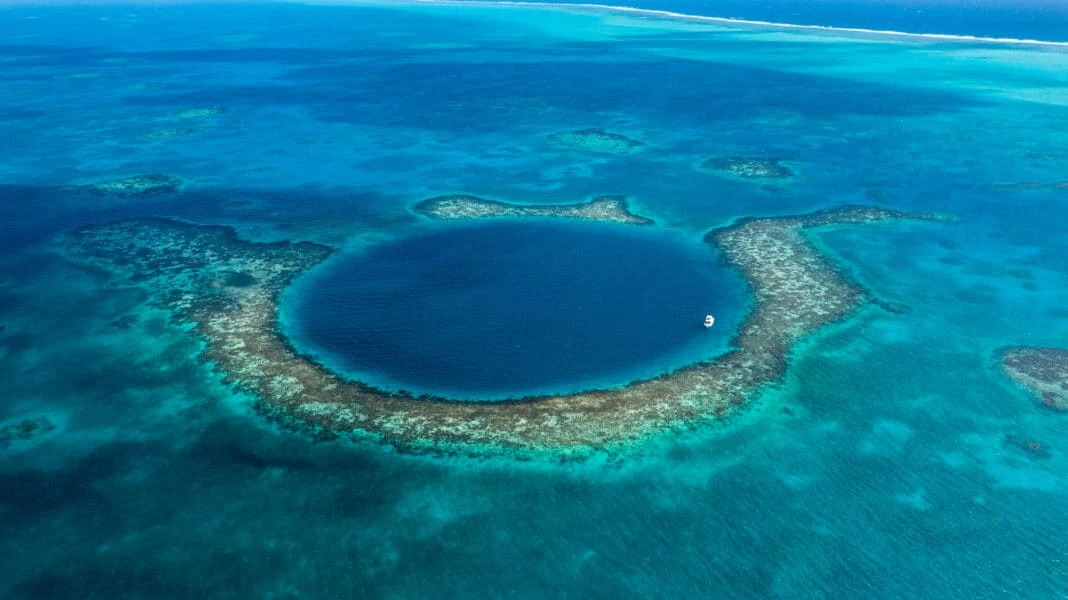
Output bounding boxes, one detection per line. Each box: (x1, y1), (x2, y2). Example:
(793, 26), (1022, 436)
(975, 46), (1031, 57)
(1, 1), (1067, 597)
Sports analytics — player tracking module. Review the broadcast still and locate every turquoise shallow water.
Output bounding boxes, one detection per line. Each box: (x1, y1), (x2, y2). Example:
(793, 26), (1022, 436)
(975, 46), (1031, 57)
(0, 2), (1066, 597)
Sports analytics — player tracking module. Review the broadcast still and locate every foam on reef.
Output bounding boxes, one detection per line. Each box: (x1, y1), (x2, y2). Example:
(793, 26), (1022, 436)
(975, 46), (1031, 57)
(62, 201), (943, 458)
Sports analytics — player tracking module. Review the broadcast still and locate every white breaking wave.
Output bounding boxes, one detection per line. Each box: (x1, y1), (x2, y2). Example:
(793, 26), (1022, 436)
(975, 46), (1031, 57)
(405, 0), (1068, 47)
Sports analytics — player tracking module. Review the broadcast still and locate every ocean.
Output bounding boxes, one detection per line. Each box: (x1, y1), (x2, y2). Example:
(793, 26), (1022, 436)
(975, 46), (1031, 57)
(528, 0), (1068, 42)
(1, 1), (1066, 597)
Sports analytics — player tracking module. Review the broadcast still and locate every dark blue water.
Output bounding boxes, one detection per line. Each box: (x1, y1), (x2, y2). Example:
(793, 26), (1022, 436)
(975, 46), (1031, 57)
(526, 0), (1068, 41)
(285, 220), (746, 398)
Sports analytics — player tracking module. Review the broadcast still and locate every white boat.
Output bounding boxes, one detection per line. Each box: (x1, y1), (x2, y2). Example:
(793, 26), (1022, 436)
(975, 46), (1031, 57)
(704, 314), (715, 328)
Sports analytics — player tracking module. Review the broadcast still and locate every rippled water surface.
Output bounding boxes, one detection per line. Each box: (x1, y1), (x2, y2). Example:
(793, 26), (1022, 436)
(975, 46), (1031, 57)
(1, 1), (1066, 597)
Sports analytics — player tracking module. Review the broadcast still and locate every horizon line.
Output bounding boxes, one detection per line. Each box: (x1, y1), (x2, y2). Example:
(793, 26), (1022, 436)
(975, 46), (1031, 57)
(5, 0), (1067, 47)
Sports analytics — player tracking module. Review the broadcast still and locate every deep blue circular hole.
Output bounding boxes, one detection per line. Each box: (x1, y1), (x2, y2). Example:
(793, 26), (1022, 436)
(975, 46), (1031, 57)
(282, 220), (749, 399)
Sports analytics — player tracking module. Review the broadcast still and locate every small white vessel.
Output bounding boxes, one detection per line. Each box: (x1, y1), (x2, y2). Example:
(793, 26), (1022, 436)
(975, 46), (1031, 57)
(704, 314), (715, 328)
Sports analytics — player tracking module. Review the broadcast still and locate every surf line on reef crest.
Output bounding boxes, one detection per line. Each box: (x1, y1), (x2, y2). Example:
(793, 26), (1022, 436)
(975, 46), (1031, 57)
(63, 196), (948, 459)
(391, 0), (1068, 47)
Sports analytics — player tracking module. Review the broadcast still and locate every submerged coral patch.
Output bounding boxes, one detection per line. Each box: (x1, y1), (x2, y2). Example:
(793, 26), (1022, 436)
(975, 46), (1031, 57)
(221, 271), (258, 288)
(700, 156), (795, 179)
(147, 128), (197, 138)
(0, 417), (55, 449)
(63, 201), (941, 458)
(1001, 347), (1068, 411)
(546, 128), (646, 154)
(988, 182), (1068, 192)
(177, 106), (227, 119)
(1002, 433), (1052, 460)
(87, 174), (183, 197)
(413, 194), (653, 225)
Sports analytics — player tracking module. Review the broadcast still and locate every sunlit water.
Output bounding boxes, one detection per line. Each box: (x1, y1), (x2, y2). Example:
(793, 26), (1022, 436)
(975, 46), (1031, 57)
(1, 1), (1066, 597)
